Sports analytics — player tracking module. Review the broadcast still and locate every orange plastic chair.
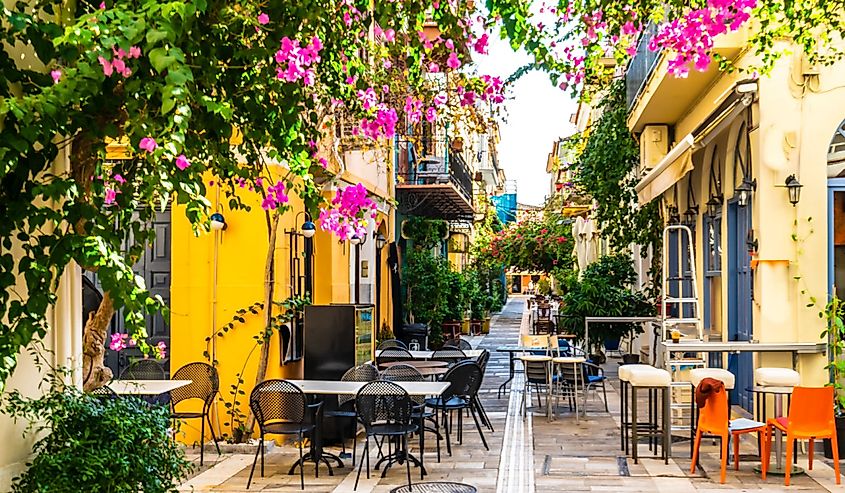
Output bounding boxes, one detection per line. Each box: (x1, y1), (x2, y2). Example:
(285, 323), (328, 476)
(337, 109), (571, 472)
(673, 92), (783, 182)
(690, 384), (766, 483)
(762, 386), (841, 486)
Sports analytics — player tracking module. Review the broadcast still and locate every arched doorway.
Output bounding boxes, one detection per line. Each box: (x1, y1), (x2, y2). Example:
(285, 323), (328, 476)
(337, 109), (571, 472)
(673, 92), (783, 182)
(827, 119), (845, 301)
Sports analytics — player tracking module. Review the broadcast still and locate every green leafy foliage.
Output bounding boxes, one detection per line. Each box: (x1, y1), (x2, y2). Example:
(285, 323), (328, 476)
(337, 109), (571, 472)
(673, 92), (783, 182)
(821, 293), (845, 415)
(559, 253), (655, 352)
(403, 249), (452, 347)
(2, 377), (191, 492)
(402, 216), (449, 251)
(572, 80), (662, 253)
(481, 213), (574, 274)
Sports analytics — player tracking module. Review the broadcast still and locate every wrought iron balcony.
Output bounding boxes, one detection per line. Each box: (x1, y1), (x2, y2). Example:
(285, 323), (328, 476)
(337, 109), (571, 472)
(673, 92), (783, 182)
(625, 23), (661, 111)
(396, 138), (475, 221)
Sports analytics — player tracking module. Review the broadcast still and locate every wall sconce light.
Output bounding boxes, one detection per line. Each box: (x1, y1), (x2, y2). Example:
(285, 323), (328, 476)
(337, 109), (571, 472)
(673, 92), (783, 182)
(735, 178), (757, 207)
(301, 220), (316, 238)
(374, 232), (387, 250)
(349, 234), (365, 246)
(706, 195), (723, 217)
(210, 212), (227, 231)
(667, 205), (680, 224)
(784, 174), (802, 206)
(682, 206), (699, 227)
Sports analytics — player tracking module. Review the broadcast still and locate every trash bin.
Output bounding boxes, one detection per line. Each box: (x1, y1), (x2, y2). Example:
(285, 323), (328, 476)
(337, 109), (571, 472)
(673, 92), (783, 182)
(399, 323), (429, 351)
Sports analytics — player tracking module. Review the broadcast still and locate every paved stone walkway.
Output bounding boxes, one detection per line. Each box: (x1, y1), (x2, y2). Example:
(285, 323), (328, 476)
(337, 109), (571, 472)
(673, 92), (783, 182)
(179, 296), (842, 492)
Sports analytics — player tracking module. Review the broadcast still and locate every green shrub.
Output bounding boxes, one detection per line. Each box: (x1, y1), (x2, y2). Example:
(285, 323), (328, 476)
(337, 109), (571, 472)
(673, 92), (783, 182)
(559, 253), (655, 352)
(3, 379), (192, 493)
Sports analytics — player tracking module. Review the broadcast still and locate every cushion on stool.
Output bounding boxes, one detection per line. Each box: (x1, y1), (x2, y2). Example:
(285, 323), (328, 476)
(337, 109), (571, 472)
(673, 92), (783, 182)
(754, 367), (800, 387)
(628, 368), (671, 387)
(619, 364), (660, 382)
(690, 368), (736, 390)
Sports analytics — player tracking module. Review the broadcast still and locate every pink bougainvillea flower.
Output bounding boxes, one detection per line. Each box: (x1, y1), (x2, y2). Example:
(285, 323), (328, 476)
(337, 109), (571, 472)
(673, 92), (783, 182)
(113, 173), (126, 184)
(383, 28), (395, 42)
(428, 62), (440, 73)
(433, 92), (448, 106)
(50, 69), (61, 84)
(318, 157), (328, 168)
(175, 154), (190, 170)
(261, 180), (290, 210)
(99, 1), (105, 7)
(445, 39), (455, 50)
(104, 187), (117, 204)
(113, 46), (127, 59)
(473, 33), (490, 54)
(138, 137), (158, 153)
(108, 333), (126, 351)
(128, 46), (141, 58)
(257, 12), (270, 25)
(447, 52), (461, 69)
(98, 56), (113, 76)
(155, 341), (167, 359)
(382, 59), (392, 69)
(112, 58), (126, 74)
(356, 87), (378, 110)
(425, 106), (437, 123)
(318, 184), (377, 240)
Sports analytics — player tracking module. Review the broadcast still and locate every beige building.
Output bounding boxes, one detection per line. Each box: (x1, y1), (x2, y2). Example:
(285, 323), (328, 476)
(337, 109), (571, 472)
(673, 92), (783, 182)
(628, 29), (840, 409)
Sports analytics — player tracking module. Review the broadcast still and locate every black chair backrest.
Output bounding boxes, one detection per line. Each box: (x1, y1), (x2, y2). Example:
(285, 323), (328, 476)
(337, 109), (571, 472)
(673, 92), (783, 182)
(377, 339), (408, 350)
(443, 338), (472, 351)
(338, 364), (379, 407)
(536, 305), (551, 319)
(355, 380), (414, 432)
(476, 349), (490, 374)
(431, 347), (466, 365)
(119, 359), (165, 380)
(381, 364), (425, 405)
(441, 360), (482, 401)
(249, 379), (309, 431)
(170, 362), (218, 408)
(376, 347), (414, 365)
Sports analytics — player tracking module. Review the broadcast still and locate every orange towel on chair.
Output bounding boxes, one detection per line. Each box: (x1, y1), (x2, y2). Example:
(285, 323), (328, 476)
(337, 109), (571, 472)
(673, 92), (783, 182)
(695, 377), (725, 408)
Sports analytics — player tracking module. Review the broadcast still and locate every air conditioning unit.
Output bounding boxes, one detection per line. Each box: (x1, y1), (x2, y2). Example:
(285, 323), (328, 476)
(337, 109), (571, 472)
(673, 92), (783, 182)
(639, 125), (669, 175)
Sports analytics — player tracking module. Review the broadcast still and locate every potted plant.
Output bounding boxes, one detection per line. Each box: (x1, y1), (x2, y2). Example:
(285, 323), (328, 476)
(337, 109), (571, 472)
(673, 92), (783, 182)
(440, 270), (467, 339)
(558, 253), (655, 363)
(822, 291), (845, 458)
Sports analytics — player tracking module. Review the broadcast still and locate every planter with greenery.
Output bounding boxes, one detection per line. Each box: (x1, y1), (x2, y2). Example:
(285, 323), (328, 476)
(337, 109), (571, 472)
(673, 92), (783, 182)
(403, 248), (451, 348)
(559, 253), (655, 362)
(2, 373), (192, 492)
(822, 292), (845, 458)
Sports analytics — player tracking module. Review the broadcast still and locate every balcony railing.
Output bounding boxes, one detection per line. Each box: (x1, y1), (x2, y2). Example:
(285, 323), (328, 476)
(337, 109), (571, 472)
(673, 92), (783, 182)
(397, 138), (474, 204)
(625, 23), (661, 111)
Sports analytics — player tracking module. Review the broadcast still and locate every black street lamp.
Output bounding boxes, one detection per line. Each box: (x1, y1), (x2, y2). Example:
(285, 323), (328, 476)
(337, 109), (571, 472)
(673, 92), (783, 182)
(785, 175), (802, 206)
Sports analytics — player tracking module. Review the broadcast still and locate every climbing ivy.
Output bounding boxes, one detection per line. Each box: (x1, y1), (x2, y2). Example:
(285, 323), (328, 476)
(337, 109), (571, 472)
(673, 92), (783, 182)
(572, 79), (662, 252)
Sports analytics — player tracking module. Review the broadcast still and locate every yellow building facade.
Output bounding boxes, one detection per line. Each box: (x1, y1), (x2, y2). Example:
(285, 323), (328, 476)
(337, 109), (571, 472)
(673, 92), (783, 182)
(170, 145), (396, 443)
(629, 31), (843, 407)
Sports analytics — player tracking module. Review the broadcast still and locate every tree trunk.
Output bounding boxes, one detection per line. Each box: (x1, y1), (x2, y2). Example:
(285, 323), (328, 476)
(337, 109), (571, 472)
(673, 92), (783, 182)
(244, 212), (279, 438)
(82, 292), (116, 391)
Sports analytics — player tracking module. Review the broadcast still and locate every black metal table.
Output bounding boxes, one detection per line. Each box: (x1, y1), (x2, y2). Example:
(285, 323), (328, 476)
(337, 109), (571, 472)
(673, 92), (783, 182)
(391, 482), (477, 493)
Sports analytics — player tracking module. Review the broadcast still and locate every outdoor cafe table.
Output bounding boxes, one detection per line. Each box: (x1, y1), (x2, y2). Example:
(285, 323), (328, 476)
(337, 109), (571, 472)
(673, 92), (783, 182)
(285, 379), (451, 474)
(495, 341), (577, 398)
(375, 349), (484, 360)
(110, 379), (192, 395)
(378, 360), (450, 378)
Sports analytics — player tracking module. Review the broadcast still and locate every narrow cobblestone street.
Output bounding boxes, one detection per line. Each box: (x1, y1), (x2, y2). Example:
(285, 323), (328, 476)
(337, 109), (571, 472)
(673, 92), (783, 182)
(180, 296), (842, 492)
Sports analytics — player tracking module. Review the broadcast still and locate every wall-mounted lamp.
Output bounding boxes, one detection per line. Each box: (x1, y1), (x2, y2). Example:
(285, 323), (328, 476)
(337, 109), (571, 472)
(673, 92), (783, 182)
(667, 205), (680, 224)
(349, 234), (364, 246)
(374, 231), (387, 250)
(706, 195), (723, 217)
(301, 220), (316, 238)
(682, 206), (699, 227)
(210, 212), (227, 231)
(784, 175), (802, 206)
(734, 179), (756, 207)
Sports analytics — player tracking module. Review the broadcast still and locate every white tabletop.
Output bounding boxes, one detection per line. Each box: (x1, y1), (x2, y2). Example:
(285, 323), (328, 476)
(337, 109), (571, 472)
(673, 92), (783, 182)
(110, 379), (192, 395)
(518, 355), (552, 362)
(285, 379), (450, 397)
(375, 349), (483, 359)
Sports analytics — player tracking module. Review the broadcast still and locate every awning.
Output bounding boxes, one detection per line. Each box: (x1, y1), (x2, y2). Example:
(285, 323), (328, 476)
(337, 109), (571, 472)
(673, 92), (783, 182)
(635, 135), (695, 204)
(635, 88), (754, 205)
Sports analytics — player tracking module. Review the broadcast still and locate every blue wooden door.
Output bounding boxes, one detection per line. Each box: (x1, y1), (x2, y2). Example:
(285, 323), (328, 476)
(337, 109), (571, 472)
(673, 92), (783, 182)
(727, 200), (753, 411)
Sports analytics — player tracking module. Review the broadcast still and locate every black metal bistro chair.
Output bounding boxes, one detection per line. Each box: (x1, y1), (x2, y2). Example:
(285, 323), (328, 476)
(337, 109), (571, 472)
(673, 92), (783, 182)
(376, 346), (414, 365)
(425, 360), (488, 455)
(354, 380), (419, 491)
(443, 338), (473, 351)
(377, 339), (408, 350)
(247, 379), (323, 490)
(119, 358), (166, 380)
(430, 347), (467, 367)
(382, 363), (443, 463)
(474, 350), (494, 432)
(323, 364), (379, 466)
(170, 362), (220, 466)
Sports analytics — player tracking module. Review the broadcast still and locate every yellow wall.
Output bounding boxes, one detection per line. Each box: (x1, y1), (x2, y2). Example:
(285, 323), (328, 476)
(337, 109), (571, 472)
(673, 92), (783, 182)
(170, 167), (395, 443)
(637, 42), (845, 388)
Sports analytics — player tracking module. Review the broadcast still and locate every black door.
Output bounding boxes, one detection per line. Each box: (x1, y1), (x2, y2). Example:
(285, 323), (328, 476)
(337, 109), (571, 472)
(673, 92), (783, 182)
(85, 210), (172, 377)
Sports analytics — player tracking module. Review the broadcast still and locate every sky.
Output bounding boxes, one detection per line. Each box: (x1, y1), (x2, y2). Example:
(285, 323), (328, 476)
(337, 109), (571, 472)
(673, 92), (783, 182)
(475, 33), (578, 206)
